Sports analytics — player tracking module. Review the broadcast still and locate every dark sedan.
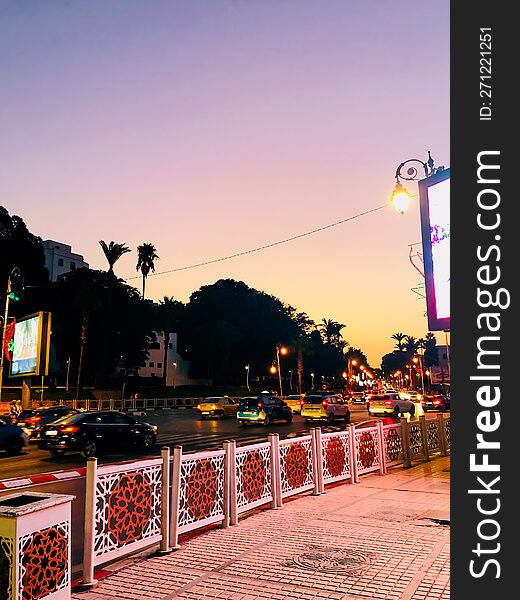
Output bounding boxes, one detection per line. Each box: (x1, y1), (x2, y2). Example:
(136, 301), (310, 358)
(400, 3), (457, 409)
(14, 406), (78, 440)
(421, 395), (450, 412)
(38, 411), (158, 458)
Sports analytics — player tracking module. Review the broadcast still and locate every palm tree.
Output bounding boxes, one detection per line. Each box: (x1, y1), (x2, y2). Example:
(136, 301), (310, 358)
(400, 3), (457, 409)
(319, 318), (345, 346)
(99, 240), (131, 275)
(136, 243), (159, 299)
(391, 332), (407, 351)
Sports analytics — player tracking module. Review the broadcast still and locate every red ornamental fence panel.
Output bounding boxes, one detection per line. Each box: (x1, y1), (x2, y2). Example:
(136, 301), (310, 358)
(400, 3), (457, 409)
(278, 435), (316, 499)
(170, 448), (227, 545)
(234, 442), (274, 515)
(81, 455), (167, 587)
(319, 430), (353, 486)
(352, 426), (382, 476)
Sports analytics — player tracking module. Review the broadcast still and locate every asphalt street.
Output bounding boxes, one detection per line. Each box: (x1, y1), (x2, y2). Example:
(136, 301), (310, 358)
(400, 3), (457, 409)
(0, 404), (445, 578)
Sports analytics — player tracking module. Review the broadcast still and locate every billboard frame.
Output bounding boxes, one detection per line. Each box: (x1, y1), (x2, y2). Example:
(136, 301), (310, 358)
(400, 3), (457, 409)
(9, 311), (52, 378)
(419, 167), (450, 332)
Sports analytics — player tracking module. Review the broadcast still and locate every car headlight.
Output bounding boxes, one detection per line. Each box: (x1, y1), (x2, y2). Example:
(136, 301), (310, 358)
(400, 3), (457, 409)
(151, 425), (158, 432)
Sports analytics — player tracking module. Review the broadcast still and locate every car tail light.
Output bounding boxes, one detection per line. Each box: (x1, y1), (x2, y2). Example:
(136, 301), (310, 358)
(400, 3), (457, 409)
(27, 416), (42, 424)
(60, 426), (79, 433)
(257, 402), (263, 410)
(433, 399), (442, 406)
(322, 400), (328, 407)
(11, 417), (17, 424)
(300, 400), (304, 405)
(384, 400), (393, 406)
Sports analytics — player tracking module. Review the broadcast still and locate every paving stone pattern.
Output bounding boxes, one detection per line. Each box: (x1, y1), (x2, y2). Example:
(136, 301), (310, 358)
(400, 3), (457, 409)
(73, 458), (450, 600)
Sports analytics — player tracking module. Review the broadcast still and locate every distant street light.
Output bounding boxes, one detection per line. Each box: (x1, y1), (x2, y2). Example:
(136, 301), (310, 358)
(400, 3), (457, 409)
(245, 364), (250, 390)
(275, 344), (288, 397)
(172, 362), (177, 389)
(311, 372), (315, 389)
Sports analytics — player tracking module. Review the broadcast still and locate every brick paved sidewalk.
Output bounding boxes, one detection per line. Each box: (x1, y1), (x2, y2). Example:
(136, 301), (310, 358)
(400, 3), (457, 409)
(73, 457), (450, 600)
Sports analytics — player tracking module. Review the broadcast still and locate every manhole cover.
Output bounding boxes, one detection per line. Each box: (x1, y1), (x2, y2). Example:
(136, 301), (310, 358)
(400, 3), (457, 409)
(283, 545), (373, 575)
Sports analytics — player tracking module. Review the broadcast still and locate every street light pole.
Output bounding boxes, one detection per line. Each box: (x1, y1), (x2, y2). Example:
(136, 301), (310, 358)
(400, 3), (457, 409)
(172, 362), (177, 389)
(245, 364), (250, 391)
(65, 357), (71, 393)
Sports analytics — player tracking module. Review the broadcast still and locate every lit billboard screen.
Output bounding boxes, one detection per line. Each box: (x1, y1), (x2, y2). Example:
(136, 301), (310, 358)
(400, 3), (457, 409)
(419, 169), (450, 331)
(9, 312), (52, 377)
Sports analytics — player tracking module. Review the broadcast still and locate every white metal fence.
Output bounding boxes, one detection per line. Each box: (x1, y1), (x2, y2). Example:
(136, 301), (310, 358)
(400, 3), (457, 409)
(80, 414), (450, 585)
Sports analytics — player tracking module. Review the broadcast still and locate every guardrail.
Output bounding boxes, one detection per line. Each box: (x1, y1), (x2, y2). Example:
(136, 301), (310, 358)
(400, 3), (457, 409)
(77, 414), (450, 587)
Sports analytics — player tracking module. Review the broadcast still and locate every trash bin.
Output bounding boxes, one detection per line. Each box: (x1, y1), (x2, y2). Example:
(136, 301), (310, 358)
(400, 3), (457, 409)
(0, 491), (75, 600)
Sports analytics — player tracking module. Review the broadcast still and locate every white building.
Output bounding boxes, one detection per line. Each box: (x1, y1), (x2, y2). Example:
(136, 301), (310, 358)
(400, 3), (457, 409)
(138, 332), (209, 387)
(42, 240), (89, 282)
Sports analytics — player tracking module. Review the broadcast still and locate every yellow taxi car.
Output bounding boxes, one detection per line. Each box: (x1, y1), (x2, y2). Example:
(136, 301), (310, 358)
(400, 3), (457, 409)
(196, 396), (238, 419)
(284, 394), (304, 414)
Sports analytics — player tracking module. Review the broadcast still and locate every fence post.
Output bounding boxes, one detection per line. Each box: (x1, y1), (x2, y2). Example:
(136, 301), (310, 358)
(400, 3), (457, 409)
(268, 434), (279, 509)
(438, 413), (448, 456)
(376, 421), (387, 475)
(316, 428), (325, 493)
(349, 424), (359, 483)
(271, 433), (283, 507)
(157, 446), (171, 554)
(81, 457), (97, 587)
(400, 417), (412, 468)
(222, 441), (232, 529)
(419, 415), (430, 461)
(310, 429), (320, 496)
(227, 440), (238, 525)
(169, 445), (182, 549)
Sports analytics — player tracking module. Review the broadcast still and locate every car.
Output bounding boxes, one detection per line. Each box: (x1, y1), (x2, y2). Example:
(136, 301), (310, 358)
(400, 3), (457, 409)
(237, 395), (293, 426)
(0, 418), (29, 454)
(38, 411), (158, 458)
(301, 393), (350, 424)
(14, 406), (79, 440)
(285, 394), (304, 414)
(399, 390), (423, 402)
(367, 392), (415, 417)
(196, 396), (238, 419)
(349, 391), (366, 405)
(421, 394), (450, 412)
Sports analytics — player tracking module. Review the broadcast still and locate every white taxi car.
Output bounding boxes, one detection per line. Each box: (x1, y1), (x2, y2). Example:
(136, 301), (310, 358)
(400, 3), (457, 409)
(367, 392), (416, 417)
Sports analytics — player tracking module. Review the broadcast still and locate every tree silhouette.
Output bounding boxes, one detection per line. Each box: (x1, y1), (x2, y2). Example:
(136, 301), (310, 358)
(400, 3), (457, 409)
(99, 240), (131, 274)
(136, 243), (159, 299)
(391, 332), (407, 351)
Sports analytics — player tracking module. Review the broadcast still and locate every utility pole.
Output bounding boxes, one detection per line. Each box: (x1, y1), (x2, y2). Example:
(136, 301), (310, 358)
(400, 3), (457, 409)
(75, 314), (87, 409)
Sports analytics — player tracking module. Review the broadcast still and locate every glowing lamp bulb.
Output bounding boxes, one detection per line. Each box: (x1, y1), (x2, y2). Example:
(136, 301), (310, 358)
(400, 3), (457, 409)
(390, 182), (412, 214)
(270, 365), (277, 374)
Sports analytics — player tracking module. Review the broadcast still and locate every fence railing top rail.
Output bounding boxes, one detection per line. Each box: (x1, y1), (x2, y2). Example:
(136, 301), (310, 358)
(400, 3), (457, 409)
(97, 457), (163, 476)
(235, 440), (270, 453)
(279, 433), (312, 446)
(177, 448), (226, 461)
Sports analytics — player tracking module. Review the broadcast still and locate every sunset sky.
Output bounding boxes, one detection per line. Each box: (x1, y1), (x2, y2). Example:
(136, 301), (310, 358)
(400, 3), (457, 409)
(0, 1), (449, 366)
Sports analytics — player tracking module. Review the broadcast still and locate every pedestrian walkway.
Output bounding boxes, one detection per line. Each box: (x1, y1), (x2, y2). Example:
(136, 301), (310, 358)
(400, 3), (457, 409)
(73, 457), (450, 600)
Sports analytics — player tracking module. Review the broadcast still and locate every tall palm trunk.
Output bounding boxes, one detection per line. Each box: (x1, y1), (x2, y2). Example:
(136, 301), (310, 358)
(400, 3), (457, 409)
(142, 274), (146, 300)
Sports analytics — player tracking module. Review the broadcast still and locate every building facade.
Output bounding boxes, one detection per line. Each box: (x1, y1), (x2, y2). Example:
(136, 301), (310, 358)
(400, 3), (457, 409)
(42, 240), (89, 282)
(138, 332), (210, 387)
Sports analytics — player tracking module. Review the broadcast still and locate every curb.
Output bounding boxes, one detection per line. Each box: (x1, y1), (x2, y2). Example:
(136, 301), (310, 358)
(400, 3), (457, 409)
(0, 467), (86, 491)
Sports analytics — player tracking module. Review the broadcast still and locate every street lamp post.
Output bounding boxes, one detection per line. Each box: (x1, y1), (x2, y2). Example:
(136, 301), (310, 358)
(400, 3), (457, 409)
(172, 362), (177, 389)
(65, 357), (71, 393)
(390, 151), (442, 215)
(245, 364), (250, 391)
(311, 372), (315, 390)
(275, 344), (287, 398)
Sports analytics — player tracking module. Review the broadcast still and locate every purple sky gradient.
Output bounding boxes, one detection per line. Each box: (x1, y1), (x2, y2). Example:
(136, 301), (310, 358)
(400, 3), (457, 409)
(0, 1), (449, 364)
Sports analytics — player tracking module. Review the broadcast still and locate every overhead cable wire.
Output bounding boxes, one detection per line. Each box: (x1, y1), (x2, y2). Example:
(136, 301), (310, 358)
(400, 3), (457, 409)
(124, 202), (389, 281)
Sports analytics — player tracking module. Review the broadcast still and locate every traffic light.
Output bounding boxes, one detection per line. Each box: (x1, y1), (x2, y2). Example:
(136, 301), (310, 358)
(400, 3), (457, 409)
(7, 267), (24, 301)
